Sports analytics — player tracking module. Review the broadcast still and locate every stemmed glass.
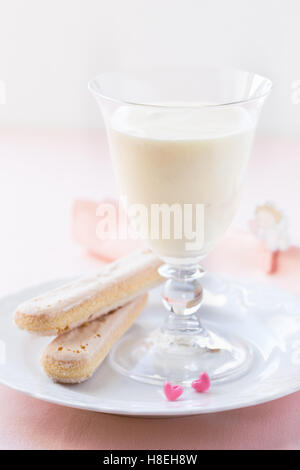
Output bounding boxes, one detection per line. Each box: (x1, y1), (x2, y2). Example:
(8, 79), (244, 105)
(89, 68), (272, 385)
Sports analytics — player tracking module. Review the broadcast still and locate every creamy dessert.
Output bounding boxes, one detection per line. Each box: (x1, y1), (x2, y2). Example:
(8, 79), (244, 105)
(109, 105), (254, 260)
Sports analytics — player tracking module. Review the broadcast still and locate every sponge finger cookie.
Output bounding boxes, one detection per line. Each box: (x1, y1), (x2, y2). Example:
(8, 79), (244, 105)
(41, 294), (147, 383)
(14, 249), (162, 335)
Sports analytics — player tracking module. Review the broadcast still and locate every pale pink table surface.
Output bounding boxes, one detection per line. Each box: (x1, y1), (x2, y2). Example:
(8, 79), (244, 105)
(0, 129), (300, 450)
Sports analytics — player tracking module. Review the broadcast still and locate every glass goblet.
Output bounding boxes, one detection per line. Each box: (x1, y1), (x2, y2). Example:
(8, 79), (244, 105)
(89, 68), (272, 385)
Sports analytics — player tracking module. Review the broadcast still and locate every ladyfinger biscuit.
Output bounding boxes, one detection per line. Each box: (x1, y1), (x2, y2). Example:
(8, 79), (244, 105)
(41, 294), (147, 383)
(14, 249), (162, 335)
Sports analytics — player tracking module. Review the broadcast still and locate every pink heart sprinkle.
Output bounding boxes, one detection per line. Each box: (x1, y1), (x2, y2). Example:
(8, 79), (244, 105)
(163, 381), (184, 401)
(192, 372), (211, 393)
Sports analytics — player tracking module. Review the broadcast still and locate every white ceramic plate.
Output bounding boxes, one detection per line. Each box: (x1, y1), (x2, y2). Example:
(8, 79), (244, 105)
(1, 275), (300, 417)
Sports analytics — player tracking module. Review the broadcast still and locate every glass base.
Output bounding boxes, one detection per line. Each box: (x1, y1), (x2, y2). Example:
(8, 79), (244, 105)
(110, 324), (253, 385)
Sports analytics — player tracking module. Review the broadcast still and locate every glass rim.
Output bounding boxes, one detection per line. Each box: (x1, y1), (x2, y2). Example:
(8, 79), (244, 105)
(88, 67), (272, 109)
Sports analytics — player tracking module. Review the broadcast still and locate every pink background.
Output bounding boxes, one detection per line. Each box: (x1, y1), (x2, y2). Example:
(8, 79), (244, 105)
(0, 131), (300, 450)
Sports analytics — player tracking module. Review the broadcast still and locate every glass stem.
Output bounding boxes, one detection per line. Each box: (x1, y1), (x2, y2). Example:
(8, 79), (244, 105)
(159, 264), (206, 342)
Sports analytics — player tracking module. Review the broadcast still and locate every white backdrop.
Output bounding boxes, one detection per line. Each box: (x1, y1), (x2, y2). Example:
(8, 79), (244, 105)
(0, 0), (300, 135)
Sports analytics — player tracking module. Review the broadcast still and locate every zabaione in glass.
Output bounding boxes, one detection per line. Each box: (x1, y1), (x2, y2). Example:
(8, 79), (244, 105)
(89, 68), (272, 385)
